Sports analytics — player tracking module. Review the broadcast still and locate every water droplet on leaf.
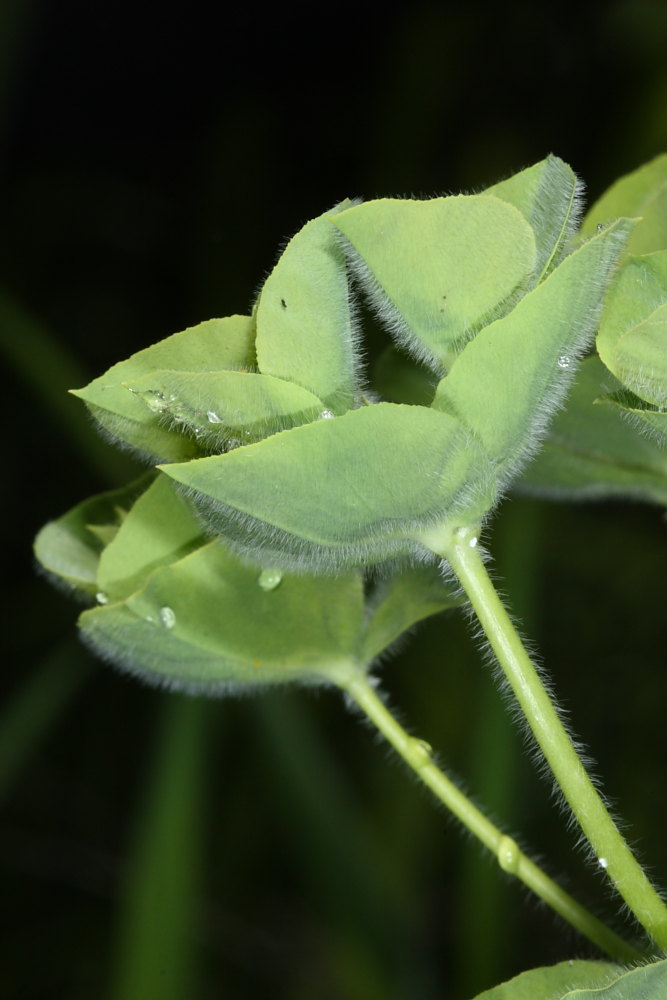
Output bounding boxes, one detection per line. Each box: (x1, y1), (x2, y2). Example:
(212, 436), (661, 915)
(557, 355), (571, 369)
(207, 410), (222, 424)
(598, 857), (608, 869)
(158, 606), (176, 629)
(258, 569), (283, 592)
(318, 409), (334, 420)
(468, 536), (478, 548)
(96, 591), (108, 605)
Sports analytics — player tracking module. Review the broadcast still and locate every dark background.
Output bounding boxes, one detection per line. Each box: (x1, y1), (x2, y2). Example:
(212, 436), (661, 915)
(2, 2), (666, 998)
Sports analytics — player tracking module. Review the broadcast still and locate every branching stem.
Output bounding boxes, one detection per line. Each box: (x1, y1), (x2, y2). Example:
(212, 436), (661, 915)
(425, 522), (667, 954)
(333, 668), (644, 963)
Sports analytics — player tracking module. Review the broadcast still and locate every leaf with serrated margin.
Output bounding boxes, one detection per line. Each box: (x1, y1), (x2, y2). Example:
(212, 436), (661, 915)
(332, 195), (536, 373)
(71, 316), (255, 461)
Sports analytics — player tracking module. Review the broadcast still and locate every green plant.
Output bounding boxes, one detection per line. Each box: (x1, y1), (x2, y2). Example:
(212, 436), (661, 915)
(34, 154), (667, 998)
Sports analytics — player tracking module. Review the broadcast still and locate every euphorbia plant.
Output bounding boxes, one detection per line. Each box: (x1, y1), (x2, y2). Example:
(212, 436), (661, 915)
(35, 153), (667, 998)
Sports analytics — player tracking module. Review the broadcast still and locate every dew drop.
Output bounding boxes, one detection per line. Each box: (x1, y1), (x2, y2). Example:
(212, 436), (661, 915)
(596, 223), (605, 233)
(96, 591), (108, 605)
(411, 738), (432, 768)
(468, 536), (478, 548)
(158, 606), (176, 629)
(497, 835), (520, 875)
(207, 410), (222, 424)
(318, 409), (334, 420)
(144, 390), (169, 413)
(598, 856), (609, 869)
(557, 355), (571, 369)
(226, 437), (241, 450)
(258, 569), (283, 592)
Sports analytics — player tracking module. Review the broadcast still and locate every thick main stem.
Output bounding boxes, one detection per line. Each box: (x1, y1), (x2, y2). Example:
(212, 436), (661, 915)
(430, 523), (667, 953)
(332, 668), (644, 963)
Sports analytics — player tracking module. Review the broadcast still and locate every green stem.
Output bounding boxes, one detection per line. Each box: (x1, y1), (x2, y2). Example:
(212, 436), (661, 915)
(332, 667), (644, 963)
(426, 523), (667, 954)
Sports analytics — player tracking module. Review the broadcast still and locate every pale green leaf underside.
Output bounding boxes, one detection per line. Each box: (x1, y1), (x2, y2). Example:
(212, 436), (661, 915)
(71, 316), (255, 461)
(124, 368), (325, 447)
(332, 194), (536, 371)
(255, 199), (360, 414)
(582, 153), (667, 256)
(600, 391), (667, 447)
(361, 564), (461, 662)
(33, 475), (153, 597)
(433, 220), (632, 483)
(161, 403), (494, 571)
(472, 959), (622, 1000)
(81, 541), (366, 691)
(97, 476), (205, 603)
(486, 153), (581, 283)
(516, 357), (667, 505)
(597, 252), (667, 407)
(563, 959), (667, 998)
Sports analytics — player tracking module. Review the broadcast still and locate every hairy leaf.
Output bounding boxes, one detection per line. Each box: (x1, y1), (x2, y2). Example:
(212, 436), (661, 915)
(34, 475), (153, 597)
(516, 357), (667, 505)
(564, 959), (667, 998)
(332, 195), (536, 371)
(597, 251), (667, 407)
(71, 316), (255, 461)
(361, 564), (461, 663)
(124, 368), (325, 449)
(160, 403), (494, 572)
(254, 199), (361, 414)
(582, 153), (667, 256)
(486, 153), (582, 283)
(433, 219), (633, 486)
(601, 390), (667, 447)
(81, 542), (366, 692)
(472, 959), (621, 1000)
(97, 476), (205, 603)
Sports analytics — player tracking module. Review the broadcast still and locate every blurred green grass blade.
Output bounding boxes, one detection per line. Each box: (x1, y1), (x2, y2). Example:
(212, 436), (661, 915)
(110, 696), (206, 1000)
(252, 694), (412, 998)
(0, 640), (92, 801)
(0, 286), (133, 482)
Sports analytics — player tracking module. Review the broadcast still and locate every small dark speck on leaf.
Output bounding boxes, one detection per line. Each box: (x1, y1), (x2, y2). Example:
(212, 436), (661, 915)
(281, 298), (287, 309)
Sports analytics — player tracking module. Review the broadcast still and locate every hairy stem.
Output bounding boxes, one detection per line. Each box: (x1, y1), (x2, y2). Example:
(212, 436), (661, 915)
(427, 523), (667, 953)
(332, 667), (644, 963)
